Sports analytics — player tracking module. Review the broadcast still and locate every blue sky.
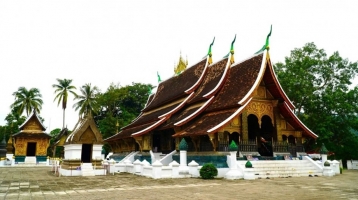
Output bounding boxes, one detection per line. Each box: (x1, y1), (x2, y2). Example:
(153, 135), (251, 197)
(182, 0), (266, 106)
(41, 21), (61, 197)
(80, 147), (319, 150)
(1, 0), (357, 131)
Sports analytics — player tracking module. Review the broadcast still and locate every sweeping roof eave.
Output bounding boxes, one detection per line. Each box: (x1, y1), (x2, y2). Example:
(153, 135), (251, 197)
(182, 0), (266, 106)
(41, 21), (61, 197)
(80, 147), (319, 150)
(173, 96), (215, 127)
(280, 102), (318, 139)
(206, 53), (264, 112)
(19, 110), (47, 131)
(172, 99), (252, 138)
(131, 117), (168, 137)
(12, 132), (51, 138)
(264, 53), (295, 110)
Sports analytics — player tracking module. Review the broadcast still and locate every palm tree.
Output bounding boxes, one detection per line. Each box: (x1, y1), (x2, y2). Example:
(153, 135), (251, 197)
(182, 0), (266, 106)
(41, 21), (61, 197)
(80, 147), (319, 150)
(73, 83), (100, 118)
(52, 78), (77, 129)
(11, 87), (43, 116)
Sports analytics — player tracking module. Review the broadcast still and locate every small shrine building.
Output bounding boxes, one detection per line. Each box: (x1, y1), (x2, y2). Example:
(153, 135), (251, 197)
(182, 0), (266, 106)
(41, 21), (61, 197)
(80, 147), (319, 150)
(12, 110), (51, 164)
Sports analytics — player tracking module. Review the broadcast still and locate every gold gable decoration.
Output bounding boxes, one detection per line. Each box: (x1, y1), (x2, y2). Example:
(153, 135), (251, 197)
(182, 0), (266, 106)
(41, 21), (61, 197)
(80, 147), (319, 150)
(23, 118), (42, 132)
(174, 53), (188, 75)
(65, 114), (103, 145)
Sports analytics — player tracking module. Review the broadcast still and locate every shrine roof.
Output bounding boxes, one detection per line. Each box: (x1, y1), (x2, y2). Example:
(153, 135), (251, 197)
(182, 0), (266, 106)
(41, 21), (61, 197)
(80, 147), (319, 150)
(124, 101), (182, 129)
(172, 108), (239, 137)
(105, 120), (161, 141)
(12, 132), (51, 138)
(207, 53), (264, 112)
(142, 58), (207, 111)
(262, 55), (295, 110)
(65, 114), (103, 144)
(19, 110), (46, 131)
(188, 58), (229, 104)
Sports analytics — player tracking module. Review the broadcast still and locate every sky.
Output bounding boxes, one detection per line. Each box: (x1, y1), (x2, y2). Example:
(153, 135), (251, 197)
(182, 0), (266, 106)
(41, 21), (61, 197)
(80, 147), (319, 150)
(1, 0), (358, 132)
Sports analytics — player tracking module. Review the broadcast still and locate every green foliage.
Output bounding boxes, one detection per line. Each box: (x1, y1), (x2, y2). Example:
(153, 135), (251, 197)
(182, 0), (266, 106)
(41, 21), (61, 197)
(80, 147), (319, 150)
(324, 161), (330, 167)
(199, 163), (218, 179)
(179, 138), (188, 150)
(274, 42), (358, 160)
(52, 78), (77, 128)
(73, 83), (100, 118)
(245, 160), (253, 168)
(11, 87), (43, 116)
(340, 167), (343, 174)
(228, 140), (238, 151)
(95, 82), (153, 140)
(320, 143), (328, 154)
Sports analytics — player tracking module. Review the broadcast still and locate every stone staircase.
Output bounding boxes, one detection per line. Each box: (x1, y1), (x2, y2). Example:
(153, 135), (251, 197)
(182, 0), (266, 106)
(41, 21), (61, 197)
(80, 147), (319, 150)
(81, 163), (95, 176)
(238, 160), (323, 178)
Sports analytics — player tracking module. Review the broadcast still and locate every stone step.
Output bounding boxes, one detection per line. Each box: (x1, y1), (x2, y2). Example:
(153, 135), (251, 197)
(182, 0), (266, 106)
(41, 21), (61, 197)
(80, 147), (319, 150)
(81, 163), (95, 176)
(238, 160), (323, 178)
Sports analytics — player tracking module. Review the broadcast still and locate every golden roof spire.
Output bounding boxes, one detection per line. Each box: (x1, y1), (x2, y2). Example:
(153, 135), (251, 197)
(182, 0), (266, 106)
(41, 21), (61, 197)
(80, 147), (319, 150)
(174, 52), (188, 75)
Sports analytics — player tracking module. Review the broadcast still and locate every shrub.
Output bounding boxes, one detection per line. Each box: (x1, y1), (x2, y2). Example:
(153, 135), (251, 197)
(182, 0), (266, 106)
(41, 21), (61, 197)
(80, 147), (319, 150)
(228, 141), (238, 151)
(179, 138), (188, 151)
(245, 160), (253, 168)
(200, 163), (218, 179)
(340, 167), (343, 174)
(324, 161), (330, 166)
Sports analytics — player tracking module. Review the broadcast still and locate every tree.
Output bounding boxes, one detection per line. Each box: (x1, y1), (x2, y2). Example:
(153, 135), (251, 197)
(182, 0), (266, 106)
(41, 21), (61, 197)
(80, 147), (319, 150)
(95, 82), (152, 140)
(52, 78), (77, 129)
(73, 83), (100, 118)
(274, 42), (358, 160)
(11, 87), (43, 116)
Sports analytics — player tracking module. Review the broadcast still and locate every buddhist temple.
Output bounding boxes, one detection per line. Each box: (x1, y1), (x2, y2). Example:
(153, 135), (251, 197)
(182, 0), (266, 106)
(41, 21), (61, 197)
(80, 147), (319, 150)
(105, 30), (318, 160)
(12, 110), (51, 164)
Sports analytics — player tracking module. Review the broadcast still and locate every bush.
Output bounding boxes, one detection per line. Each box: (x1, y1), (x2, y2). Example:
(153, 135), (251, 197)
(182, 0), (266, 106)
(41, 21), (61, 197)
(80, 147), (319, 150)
(324, 161), (330, 166)
(200, 163), (218, 179)
(228, 141), (238, 151)
(245, 160), (253, 168)
(340, 167), (343, 174)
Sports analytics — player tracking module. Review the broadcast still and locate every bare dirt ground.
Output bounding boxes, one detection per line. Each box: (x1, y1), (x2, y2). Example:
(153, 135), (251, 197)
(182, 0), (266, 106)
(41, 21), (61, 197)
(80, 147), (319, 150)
(0, 167), (357, 200)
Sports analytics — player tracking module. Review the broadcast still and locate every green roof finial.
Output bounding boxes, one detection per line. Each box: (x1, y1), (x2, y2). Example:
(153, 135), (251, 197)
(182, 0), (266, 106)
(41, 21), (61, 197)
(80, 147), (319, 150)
(255, 25), (272, 54)
(207, 37), (215, 56)
(207, 37), (215, 64)
(223, 35), (236, 64)
(157, 71), (162, 83)
(230, 34), (236, 53)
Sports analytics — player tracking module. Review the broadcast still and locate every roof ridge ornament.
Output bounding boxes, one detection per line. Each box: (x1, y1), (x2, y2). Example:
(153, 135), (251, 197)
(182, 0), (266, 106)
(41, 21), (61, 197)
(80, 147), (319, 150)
(207, 37), (215, 64)
(223, 34), (236, 64)
(255, 25), (272, 54)
(157, 71), (162, 83)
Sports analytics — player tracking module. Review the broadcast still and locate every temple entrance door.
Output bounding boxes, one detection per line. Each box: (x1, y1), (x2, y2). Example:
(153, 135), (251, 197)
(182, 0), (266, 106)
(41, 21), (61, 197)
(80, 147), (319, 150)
(248, 114), (259, 140)
(26, 142), (36, 156)
(81, 144), (92, 163)
(153, 134), (161, 152)
(259, 115), (274, 156)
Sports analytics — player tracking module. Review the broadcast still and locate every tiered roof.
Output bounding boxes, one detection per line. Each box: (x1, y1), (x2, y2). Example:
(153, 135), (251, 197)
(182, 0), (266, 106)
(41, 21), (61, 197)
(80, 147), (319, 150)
(105, 35), (317, 142)
(12, 110), (51, 138)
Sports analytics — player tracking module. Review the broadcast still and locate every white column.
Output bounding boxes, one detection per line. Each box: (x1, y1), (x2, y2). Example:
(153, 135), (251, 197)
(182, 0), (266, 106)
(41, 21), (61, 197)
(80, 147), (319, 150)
(225, 151), (243, 180)
(170, 161), (180, 178)
(152, 160), (163, 179)
(179, 150), (189, 174)
(188, 160), (199, 177)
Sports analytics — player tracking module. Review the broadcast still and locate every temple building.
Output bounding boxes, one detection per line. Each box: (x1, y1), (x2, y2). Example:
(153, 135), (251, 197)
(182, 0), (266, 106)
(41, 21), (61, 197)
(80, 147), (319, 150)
(12, 110), (51, 164)
(105, 31), (318, 159)
(54, 113), (105, 176)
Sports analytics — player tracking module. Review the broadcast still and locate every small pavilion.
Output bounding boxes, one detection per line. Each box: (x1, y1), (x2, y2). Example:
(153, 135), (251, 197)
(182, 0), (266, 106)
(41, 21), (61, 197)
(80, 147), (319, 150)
(12, 110), (51, 164)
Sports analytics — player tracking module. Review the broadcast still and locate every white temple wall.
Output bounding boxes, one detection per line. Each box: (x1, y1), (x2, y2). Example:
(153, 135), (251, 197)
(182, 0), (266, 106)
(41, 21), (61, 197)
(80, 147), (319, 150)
(92, 144), (103, 160)
(64, 144), (82, 160)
